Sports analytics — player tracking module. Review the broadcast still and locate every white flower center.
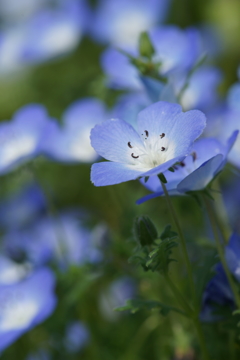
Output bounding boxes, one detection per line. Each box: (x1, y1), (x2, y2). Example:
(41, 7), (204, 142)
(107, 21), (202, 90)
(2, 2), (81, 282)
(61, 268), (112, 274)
(128, 130), (172, 169)
(0, 292), (39, 331)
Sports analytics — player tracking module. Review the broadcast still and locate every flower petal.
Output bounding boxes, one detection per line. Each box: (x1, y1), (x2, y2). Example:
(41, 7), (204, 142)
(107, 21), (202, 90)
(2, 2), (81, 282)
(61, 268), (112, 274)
(177, 154), (223, 193)
(91, 162), (146, 186)
(90, 118), (143, 163)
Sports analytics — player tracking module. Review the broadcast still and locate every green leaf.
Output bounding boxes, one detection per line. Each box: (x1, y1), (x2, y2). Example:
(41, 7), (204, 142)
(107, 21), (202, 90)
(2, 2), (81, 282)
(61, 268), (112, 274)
(139, 31), (155, 59)
(115, 299), (187, 317)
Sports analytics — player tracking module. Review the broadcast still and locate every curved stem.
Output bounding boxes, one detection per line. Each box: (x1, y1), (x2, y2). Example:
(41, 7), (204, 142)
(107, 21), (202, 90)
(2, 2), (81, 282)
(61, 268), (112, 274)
(160, 180), (197, 309)
(203, 194), (240, 309)
(192, 318), (210, 360)
(164, 272), (193, 316)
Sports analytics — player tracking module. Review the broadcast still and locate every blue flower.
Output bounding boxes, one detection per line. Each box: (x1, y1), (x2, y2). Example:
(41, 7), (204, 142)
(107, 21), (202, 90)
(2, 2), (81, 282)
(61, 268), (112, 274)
(200, 233), (240, 322)
(0, 0), (89, 74)
(0, 255), (30, 285)
(200, 263), (234, 322)
(101, 26), (204, 91)
(99, 277), (136, 321)
(64, 321), (90, 353)
(90, 101), (206, 186)
(3, 212), (103, 267)
(0, 267), (57, 352)
(0, 104), (54, 175)
(137, 131), (238, 204)
(90, 0), (170, 47)
(22, 0), (89, 63)
(42, 98), (109, 163)
(0, 184), (46, 230)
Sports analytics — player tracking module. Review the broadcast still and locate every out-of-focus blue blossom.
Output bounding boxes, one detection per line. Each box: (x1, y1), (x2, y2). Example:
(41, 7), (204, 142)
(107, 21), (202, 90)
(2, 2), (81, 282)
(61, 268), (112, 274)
(201, 234), (240, 322)
(21, 0), (89, 64)
(111, 93), (150, 127)
(99, 277), (136, 321)
(137, 132), (238, 204)
(205, 69), (240, 168)
(222, 174), (240, 233)
(42, 98), (109, 163)
(101, 26), (205, 91)
(225, 233), (240, 282)
(26, 349), (51, 360)
(0, 184), (46, 230)
(175, 66), (222, 111)
(0, 267), (57, 352)
(200, 263), (234, 322)
(64, 321), (90, 353)
(0, 104), (54, 175)
(3, 212), (103, 267)
(90, 0), (170, 47)
(0, 0), (47, 24)
(90, 101), (206, 186)
(0, 0), (89, 75)
(0, 255), (31, 285)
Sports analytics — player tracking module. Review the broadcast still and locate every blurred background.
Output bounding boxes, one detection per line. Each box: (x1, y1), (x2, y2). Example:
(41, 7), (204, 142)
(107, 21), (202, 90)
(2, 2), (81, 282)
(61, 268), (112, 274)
(0, 0), (239, 359)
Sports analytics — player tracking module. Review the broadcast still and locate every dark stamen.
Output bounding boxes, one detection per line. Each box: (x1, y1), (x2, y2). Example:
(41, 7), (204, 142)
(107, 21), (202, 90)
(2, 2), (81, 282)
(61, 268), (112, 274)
(160, 133), (165, 139)
(144, 130), (149, 137)
(128, 142), (133, 148)
(161, 147), (165, 151)
(180, 161), (185, 167)
(131, 153), (139, 159)
(192, 151), (197, 161)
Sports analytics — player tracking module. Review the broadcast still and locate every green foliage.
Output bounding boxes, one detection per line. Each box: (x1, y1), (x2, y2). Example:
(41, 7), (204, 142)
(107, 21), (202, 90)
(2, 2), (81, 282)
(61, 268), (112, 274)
(115, 299), (186, 317)
(138, 31), (155, 59)
(133, 215), (158, 247)
(130, 223), (178, 274)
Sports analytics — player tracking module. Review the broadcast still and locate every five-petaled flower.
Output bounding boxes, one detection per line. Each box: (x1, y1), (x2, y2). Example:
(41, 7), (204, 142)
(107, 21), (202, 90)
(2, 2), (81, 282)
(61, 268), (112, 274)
(90, 101), (206, 186)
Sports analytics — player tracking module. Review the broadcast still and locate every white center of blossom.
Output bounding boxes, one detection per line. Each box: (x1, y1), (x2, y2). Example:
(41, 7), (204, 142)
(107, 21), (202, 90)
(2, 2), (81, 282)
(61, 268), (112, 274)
(0, 296), (39, 331)
(128, 130), (172, 169)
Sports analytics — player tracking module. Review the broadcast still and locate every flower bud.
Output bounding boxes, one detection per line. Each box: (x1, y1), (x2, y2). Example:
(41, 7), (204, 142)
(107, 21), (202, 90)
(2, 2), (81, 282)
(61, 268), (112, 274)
(133, 216), (158, 247)
(139, 31), (155, 59)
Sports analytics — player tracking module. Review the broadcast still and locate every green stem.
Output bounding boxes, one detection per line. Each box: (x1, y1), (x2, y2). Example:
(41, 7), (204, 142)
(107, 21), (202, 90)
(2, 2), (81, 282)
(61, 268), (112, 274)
(160, 180), (197, 309)
(203, 194), (240, 309)
(192, 318), (210, 360)
(164, 273), (210, 360)
(164, 272), (193, 316)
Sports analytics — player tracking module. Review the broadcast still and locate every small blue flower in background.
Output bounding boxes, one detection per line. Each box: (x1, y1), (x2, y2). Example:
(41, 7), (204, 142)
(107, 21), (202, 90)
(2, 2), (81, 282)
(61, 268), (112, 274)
(99, 277), (136, 321)
(90, 101), (206, 186)
(137, 131), (238, 204)
(90, 0), (170, 47)
(26, 349), (51, 360)
(42, 98), (109, 163)
(0, 267), (57, 352)
(201, 233), (240, 322)
(0, 184), (46, 230)
(0, 104), (54, 175)
(200, 263), (234, 322)
(0, 0), (89, 75)
(111, 93), (150, 127)
(205, 68), (240, 168)
(21, 0), (89, 64)
(222, 174), (240, 233)
(3, 212), (103, 268)
(174, 66), (222, 112)
(101, 26), (202, 92)
(64, 321), (90, 353)
(0, 255), (31, 285)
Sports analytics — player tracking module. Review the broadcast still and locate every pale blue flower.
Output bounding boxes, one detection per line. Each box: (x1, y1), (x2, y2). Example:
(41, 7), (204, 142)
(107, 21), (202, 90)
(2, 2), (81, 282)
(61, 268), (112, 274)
(0, 267), (57, 352)
(90, 101), (206, 186)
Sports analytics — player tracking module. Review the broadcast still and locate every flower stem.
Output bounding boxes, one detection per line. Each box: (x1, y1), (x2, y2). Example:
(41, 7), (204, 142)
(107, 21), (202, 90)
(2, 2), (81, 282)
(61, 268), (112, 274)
(164, 272), (193, 316)
(203, 194), (240, 309)
(160, 180), (197, 309)
(164, 272), (210, 360)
